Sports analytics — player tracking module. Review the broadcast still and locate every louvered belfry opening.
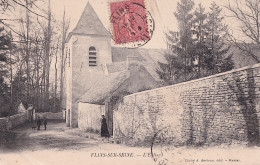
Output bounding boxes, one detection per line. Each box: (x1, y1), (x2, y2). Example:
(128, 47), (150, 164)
(89, 46), (97, 66)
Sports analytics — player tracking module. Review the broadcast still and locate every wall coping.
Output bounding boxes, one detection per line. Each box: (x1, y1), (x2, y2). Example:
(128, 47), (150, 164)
(36, 112), (63, 114)
(9, 113), (26, 118)
(125, 63), (260, 98)
(0, 112), (27, 120)
(78, 102), (105, 106)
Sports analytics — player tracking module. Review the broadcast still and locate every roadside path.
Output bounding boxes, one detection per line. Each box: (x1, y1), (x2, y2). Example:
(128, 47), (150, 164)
(1, 121), (257, 165)
(0, 121), (156, 165)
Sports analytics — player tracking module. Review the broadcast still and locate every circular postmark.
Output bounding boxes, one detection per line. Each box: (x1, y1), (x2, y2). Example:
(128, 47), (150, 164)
(110, 0), (155, 48)
(151, 126), (175, 165)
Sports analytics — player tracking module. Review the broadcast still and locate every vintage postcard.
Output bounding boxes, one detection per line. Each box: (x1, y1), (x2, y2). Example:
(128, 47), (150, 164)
(1, 0), (260, 164)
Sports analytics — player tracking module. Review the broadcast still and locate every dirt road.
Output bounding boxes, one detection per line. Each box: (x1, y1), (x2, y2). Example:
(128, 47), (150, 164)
(0, 121), (99, 152)
(1, 121), (260, 165)
(0, 121), (156, 165)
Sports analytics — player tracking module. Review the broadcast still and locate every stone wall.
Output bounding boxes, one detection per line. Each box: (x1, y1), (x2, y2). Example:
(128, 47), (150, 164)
(114, 64), (260, 145)
(0, 111), (30, 131)
(9, 113), (28, 128)
(78, 102), (105, 132)
(35, 112), (64, 120)
(0, 118), (8, 131)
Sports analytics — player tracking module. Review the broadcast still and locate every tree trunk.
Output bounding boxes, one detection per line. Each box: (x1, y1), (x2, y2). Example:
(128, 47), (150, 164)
(44, 0), (51, 111)
(60, 8), (66, 111)
(26, 0), (31, 104)
(60, 8), (69, 111)
(54, 47), (58, 112)
(9, 46), (13, 113)
(35, 37), (40, 111)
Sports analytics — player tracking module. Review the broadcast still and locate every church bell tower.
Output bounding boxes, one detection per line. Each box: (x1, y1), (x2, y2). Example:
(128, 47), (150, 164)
(65, 2), (112, 127)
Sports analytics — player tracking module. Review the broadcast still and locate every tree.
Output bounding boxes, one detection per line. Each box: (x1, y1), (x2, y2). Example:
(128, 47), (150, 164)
(156, 0), (195, 85)
(157, 1), (234, 85)
(226, 0), (260, 63)
(6, 33), (19, 112)
(11, 71), (27, 109)
(0, 0), (47, 19)
(44, 0), (51, 109)
(1, 0), (66, 114)
(0, 27), (12, 116)
(60, 8), (70, 111)
(25, 0), (31, 102)
(173, 0), (195, 81)
(34, 0), (62, 112)
(206, 2), (234, 75)
(156, 52), (185, 84)
(192, 3), (208, 78)
(0, 0), (47, 39)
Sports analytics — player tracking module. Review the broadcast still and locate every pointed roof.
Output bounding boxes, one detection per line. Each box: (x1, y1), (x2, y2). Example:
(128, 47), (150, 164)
(72, 2), (110, 36)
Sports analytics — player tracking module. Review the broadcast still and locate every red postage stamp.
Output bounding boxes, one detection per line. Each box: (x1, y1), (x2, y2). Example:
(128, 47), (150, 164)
(110, 0), (154, 47)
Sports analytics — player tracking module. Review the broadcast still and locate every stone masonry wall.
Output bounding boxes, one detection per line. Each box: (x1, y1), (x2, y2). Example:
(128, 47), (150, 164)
(78, 102), (105, 132)
(0, 112), (29, 131)
(35, 112), (64, 120)
(114, 64), (260, 145)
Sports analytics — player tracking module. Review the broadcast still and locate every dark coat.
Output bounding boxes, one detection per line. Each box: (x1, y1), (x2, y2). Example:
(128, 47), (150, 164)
(44, 119), (47, 125)
(37, 119), (41, 126)
(101, 118), (110, 137)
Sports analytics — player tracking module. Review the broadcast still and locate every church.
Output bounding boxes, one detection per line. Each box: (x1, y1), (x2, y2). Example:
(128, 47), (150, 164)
(63, 1), (260, 131)
(64, 2), (166, 128)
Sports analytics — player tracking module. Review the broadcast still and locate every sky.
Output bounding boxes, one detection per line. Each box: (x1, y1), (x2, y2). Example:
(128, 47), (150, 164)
(49, 0), (237, 49)
(0, 0), (244, 87)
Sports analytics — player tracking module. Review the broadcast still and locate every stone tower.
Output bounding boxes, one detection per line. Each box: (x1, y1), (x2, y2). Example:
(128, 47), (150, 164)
(65, 2), (112, 127)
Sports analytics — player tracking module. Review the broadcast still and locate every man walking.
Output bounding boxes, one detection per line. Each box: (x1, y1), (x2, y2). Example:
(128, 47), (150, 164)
(43, 117), (47, 130)
(37, 117), (41, 130)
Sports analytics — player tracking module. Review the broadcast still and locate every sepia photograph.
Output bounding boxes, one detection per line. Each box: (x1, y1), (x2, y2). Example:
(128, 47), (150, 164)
(1, 0), (260, 164)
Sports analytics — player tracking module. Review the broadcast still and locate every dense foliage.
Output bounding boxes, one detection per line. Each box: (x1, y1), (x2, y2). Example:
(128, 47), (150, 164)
(157, 1), (235, 85)
(0, 0), (69, 116)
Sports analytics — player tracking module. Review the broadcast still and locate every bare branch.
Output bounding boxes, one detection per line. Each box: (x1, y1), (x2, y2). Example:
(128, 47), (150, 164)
(1, 20), (24, 38)
(11, 0), (47, 19)
(225, 0), (260, 62)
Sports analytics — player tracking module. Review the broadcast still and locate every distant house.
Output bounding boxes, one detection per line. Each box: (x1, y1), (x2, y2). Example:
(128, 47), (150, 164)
(17, 102), (26, 113)
(64, 2), (166, 128)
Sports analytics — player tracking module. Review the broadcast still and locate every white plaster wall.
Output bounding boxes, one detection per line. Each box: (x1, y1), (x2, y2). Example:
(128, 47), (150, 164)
(65, 40), (73, 127)
(66, 34), (112, 128)
(78, 102), (105, 132)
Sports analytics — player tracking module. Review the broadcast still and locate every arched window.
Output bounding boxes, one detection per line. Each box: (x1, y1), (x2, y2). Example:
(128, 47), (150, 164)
(89, 46), (97, 66)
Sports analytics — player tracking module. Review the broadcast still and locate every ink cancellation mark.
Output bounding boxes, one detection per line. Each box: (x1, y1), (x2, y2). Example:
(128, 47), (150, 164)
(110, 0), (154, 48)
(151, 126), (174, 165)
